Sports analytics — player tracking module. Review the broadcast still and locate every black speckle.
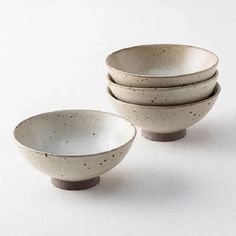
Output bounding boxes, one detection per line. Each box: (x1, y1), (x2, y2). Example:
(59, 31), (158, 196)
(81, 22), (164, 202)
(45, 153), (47, 157)
(151, 100), (154, 103)
(63, 157), (66, 160)
(83, 163), (87, 166)
(190, 111), (193, 114)
(99, 163), (103, 166)
(65, 140), (69, 144)
(93, 133), (95, 135)
(112, 154), (115, 157)
(61, 174), (63, 177)
(57, 114), (60, 117)
(163, 49), (166, 53)
(70, 115), (73, 118)
(104, 160), (107, 162)
(193, 113), (197, 116)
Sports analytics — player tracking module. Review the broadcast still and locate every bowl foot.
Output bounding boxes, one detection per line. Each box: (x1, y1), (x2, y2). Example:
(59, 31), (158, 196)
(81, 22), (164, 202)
(141, 129), (186, 142)
(51, 177), (100, 190)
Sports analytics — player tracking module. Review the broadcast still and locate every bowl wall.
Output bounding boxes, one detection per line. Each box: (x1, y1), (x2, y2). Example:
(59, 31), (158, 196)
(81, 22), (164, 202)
(14, 110), (136, 181)
(107, 44), (218, 87)
(107, 71), (218, 105)
(108, 83), (221, 133)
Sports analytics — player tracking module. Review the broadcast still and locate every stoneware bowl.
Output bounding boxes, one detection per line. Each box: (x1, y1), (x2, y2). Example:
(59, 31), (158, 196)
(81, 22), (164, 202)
(108, 83), (220, 142)
(106, 44), (218, 88)
(107, 71), (218, 106)
(14, 110), (136, 190)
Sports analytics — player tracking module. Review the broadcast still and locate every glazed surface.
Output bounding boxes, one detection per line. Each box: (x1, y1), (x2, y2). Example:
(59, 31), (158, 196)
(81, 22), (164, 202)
(107, 44), (218, 87)
(108, 83), (220, 133)
(14, 110), (136, 156)
(107, 44), (218, 77)
(107, 72), (218, 105)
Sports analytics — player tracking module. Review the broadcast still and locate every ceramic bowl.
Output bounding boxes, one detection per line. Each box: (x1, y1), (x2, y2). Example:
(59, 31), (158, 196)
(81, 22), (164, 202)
(106, 44), (218, 88)
(108, 83), (220, 142)
(14, 110), (136, 190)
(107, 71), (218, 106)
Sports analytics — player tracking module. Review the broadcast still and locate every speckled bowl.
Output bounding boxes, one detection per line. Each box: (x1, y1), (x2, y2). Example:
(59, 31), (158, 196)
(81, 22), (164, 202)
(108, 83), (220, 141)
(106, 44), (218, 88)
(107, 71), (218, 106)
(14, 110), (136, 190)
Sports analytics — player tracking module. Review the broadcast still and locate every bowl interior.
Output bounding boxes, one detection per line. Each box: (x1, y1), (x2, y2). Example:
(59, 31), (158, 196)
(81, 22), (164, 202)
(14, 110), (136, 156)
(107, 44), (218, 77)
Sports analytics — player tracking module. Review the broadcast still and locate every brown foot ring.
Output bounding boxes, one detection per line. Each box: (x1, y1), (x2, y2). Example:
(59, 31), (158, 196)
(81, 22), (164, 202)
(141, 129), (186, 142)
(51, 177), (100, 190)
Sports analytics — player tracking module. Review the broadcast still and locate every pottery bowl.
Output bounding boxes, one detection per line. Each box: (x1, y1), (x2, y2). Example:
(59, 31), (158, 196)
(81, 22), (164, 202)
(108, 83), (220, 141)
(14, 110), (136, 190)
(106, 44), (218, 88)
(107, 71), (218, 106)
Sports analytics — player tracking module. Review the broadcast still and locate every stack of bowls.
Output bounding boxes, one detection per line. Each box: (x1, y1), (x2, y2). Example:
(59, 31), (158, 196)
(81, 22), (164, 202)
(106, 44), (221, 141)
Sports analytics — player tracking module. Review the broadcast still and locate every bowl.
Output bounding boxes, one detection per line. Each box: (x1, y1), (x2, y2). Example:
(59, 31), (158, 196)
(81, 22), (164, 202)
(14, 110), (136, 190)
(107, 71), (218, 106)
(108, 83), (220, 142)
(106, 44), (218, 88)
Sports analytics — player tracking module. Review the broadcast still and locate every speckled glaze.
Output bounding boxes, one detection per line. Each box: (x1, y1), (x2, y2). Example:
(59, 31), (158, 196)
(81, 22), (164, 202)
(106, 44), (218, 88)
(108, 83), (220, 139)
(14, 110), (136, 189)
(107, 71), (218, 106)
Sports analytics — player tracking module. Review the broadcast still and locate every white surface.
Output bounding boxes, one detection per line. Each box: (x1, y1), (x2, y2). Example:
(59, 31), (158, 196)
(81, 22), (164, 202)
(0, 0), (235, 235)
(14, 110), (135, 155)
(106, 44), (218, 77)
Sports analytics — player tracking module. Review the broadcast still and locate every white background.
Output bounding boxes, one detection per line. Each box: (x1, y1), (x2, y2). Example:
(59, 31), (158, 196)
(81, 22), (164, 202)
(0, 0), (235, 235)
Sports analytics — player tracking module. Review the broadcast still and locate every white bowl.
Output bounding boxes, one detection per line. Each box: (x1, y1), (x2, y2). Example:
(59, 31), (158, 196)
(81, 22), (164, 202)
(106, 44), (218, 87)
(14, 110), (136, 190)
(108, 83), (220, 142)
(107, 71), (218, 105)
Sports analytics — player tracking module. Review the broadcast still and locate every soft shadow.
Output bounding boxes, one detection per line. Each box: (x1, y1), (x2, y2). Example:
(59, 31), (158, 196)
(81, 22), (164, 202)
(185, 118), (236, 154)
(184, 123), (215, 144)
(84, 166), (198, 207)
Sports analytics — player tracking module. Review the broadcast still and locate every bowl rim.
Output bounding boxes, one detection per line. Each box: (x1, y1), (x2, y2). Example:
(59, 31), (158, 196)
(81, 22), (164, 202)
(13, 109), (137, 158)
(108, 83), (221, 109)
(107, 70), (218, 91)
(106, 44), (219, 79)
